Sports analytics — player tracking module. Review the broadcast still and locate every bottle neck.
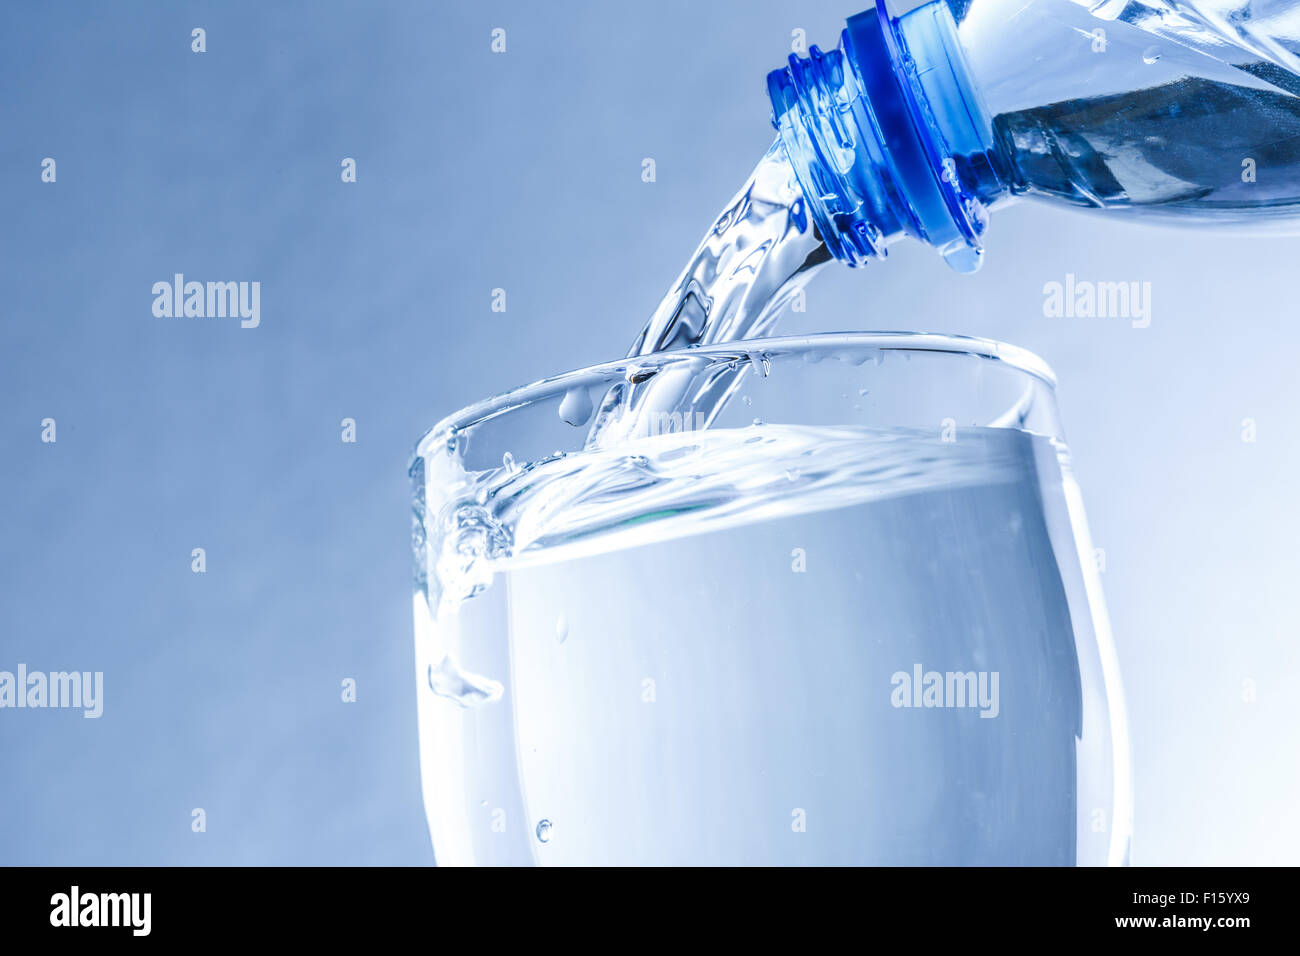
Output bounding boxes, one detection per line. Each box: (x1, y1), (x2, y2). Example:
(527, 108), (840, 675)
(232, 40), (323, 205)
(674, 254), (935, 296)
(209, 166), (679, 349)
(767, 0), (1009, 272)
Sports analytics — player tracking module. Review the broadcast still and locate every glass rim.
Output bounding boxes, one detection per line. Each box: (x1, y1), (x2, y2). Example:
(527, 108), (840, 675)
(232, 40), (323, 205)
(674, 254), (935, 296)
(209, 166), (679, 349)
(426, 331), (1057, 441)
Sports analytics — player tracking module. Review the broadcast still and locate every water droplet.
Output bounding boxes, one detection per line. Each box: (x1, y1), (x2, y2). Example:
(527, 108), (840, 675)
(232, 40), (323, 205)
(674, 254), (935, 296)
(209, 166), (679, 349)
(741, 395), (753, 406)
(858, 387), (870, 396)
(555, 614), (568, 644)
(835, 350), (871, 367)
(785, 468), (800, 481)
(535, 819), (553, 843)
(558, 386), (594, 427)
(752, 418), (764, 427)
(502, 451), (517, 472)
(1142, 46), (1161, 64)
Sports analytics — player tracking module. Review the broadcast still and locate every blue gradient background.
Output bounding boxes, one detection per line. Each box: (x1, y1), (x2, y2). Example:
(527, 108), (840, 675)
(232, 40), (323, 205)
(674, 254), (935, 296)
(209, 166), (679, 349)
(1, 0), (1297, 865)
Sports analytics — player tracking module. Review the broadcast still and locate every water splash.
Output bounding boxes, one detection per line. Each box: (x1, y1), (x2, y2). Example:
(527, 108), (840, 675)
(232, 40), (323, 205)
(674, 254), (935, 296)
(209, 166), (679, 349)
(427, 424), (1041, 602)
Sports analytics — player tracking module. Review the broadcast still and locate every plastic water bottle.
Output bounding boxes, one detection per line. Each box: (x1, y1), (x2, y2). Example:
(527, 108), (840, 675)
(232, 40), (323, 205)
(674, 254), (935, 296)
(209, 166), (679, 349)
(587, 0), (1300, 445)
(768, 0), (1300, 272)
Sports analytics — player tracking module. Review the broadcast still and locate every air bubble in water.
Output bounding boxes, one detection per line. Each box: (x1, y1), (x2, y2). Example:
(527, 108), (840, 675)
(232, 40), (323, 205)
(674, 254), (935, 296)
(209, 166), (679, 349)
(555, 614), (568, 644)
(428, 657), (503, 708)
(535, 819), (553, 843)
(559, 386), (594, 427)
(1142, 46), (1161, 64)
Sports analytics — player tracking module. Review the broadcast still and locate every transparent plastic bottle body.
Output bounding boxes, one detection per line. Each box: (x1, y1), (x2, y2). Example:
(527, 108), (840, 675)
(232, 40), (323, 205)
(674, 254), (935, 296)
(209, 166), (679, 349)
(954, 0), (1300, 225)
(767, 0), (1300, 270)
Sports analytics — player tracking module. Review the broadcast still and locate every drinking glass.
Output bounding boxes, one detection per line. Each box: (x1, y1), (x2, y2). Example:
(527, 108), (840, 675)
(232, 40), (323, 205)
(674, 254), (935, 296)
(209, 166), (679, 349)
(410, 332), (1130, 866)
